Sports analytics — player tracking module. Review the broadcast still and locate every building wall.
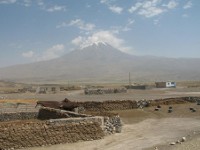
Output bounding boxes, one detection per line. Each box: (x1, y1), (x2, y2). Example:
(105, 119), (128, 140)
(155, 82), (176, 88)
(166, 82), (176, 88)
(155, 82), (166, 88)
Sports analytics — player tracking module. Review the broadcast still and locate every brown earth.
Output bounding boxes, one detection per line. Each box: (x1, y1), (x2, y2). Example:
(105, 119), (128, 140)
(25, 103), (200, 150)
(2, 85), (200, 149)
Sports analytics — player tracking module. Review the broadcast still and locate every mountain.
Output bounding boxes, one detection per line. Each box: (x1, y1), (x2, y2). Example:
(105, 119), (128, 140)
(1, 42), (200, 83)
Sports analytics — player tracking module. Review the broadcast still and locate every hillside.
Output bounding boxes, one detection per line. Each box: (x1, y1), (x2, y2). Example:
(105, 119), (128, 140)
(0, 42), (200, 83)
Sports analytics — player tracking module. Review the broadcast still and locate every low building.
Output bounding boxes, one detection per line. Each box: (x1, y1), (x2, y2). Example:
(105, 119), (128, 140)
(155, 81), (176, 88)
(36, 85), (60, 94)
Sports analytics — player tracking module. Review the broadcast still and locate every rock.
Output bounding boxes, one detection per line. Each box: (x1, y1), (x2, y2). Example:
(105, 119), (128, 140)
(176, 140), (181, 144)
(168, 109), (172, 113)
(192, 109), (196, 112)
(170, 142), (176, 145)
(181, 137), (186, 142)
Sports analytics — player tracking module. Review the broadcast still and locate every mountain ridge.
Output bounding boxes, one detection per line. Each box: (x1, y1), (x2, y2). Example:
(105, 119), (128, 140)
(0, 42), (200, 83)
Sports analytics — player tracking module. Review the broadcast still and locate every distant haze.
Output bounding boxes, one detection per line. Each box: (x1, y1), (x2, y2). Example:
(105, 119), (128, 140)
(0, 42), (200, 83)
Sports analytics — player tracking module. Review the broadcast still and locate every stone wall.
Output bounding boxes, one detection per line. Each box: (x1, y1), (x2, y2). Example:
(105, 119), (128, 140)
(0, 112), (38, 122)
(0, 120), (104, 150)
(141, 97), (200, 106)
(0, 107), (92, 122)
(84, 88), (127, 95)
(78, 100), (138, 112)
(0, 103), (38, 113)
(0, 106), (123, 150)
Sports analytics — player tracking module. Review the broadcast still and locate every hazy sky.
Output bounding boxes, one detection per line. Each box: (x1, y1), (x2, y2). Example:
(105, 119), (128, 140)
(0, 0), (199, 67)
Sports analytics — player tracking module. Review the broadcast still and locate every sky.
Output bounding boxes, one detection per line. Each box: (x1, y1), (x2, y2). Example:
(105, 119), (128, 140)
(0, 0), (199, 67)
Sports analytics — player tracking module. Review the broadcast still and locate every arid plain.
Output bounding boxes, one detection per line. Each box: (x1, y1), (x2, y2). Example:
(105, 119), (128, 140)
(1, 81), (200, 149)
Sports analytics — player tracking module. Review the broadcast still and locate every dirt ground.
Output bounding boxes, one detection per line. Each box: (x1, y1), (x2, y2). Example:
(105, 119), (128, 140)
(2, 85), (200, 150)
(1, 87), (200, 102)
(25, 103), (200, 150)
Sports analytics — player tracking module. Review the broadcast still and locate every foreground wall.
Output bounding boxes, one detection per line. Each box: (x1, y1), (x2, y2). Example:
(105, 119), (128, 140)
(0, 107), (122, 150)
(0, 120), (104, 150)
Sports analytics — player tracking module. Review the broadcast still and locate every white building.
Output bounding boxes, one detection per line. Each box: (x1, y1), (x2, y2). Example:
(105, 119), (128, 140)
(155, 81), (176, 88)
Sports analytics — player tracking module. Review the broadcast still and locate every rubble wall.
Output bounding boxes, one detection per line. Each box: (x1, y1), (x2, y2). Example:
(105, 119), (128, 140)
(78, 100), (138, 111)
(0, 119), (104, 150)
(0, 112), (38, 122)
(0, 103), (39, 113)
(148, 97), (199, 106)
(84, 88), (127, 95)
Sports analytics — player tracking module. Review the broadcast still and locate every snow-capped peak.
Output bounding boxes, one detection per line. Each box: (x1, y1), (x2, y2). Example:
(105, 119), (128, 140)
(92, 41), (108, 46)
(80, 41), (109, 49)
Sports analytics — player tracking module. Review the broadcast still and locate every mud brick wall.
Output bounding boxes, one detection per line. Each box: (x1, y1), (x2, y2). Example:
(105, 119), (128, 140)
(0, 120), (104, 150)
(0, 112), (38, 122)
(78, 100), (138, 111)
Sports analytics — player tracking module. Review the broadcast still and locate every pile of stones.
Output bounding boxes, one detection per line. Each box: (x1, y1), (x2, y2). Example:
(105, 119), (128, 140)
(137, 99), (150, 108)
(103, 115), (123, 135)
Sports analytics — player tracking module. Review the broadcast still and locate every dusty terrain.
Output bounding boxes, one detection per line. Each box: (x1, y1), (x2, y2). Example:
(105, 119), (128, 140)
(1, 87), (200, 102)
(1, 81), (200, 150)
(24, 103), (200, 150)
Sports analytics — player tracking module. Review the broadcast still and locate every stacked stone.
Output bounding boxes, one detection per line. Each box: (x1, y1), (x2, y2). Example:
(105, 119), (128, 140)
(0, 112), (38, 122)
(103, 115), (123, 135)
(137, 99), (151, 108)
(184, 97), (200, 103)
(79, 100), (138, 112)
(0, 103), (39, 113)
(0, 121), (104, 150)
(148, 97), (198, 107)
(84, 88), (127, 95)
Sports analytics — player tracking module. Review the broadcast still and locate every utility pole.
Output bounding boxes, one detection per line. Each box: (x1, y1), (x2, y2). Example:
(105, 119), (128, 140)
(129, 72), (131, 89)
